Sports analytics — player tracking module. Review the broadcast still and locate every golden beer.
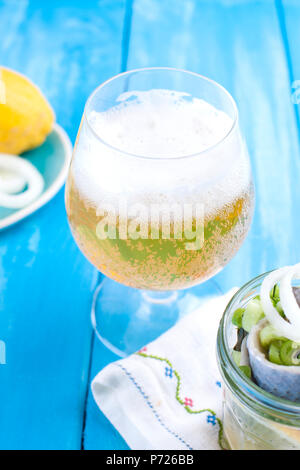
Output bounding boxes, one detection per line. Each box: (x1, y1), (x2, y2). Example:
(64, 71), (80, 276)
(66, 175), (254, 290)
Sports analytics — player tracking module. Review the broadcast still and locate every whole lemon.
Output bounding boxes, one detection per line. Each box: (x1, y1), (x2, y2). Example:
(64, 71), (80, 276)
(0, 67), (55, 154)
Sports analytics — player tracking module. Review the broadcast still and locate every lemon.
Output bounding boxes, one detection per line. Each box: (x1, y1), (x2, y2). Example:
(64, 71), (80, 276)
(0, 67), (55, 154)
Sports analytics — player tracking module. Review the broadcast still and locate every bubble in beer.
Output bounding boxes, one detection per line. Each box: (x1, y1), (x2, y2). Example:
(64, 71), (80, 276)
(66, 90), (254, 290)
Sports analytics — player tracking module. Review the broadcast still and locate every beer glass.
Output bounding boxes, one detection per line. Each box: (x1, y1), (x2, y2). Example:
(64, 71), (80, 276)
(65, 68), (254, 356)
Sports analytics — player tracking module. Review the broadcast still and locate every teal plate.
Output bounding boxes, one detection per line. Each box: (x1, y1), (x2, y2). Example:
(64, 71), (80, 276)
(0, 123), (72, 230)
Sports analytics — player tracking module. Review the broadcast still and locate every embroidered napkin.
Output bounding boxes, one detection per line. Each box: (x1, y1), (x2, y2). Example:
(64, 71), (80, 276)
(92, 289), (236, 450)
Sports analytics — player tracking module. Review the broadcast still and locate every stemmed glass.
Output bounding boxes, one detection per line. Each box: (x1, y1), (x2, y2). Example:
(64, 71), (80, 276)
(65, 68), (254, 356)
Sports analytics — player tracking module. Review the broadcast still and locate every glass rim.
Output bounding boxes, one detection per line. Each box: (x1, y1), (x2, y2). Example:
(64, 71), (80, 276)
(83, 67), (239, 161)
(217, 270), (300, 417)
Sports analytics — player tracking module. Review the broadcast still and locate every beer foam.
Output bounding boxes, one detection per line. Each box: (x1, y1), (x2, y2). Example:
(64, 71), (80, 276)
(88, 90), (233, 158)
(72, 89), (251, 213)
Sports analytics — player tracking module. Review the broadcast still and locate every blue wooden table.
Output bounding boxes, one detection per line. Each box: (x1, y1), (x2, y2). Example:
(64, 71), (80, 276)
(1, 0), (300, 450)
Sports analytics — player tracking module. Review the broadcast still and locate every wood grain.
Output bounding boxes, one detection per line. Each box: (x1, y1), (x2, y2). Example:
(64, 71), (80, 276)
(84, 0), (300, 449)
(0, 0), (126, 450)
(1, 0), (300, 450)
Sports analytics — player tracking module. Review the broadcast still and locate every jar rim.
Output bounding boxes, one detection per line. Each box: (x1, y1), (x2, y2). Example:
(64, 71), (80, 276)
(217, 271), (300, 420)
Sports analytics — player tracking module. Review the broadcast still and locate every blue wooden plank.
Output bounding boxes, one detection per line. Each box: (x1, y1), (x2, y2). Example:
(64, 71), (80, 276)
(126, 0), (300, 287)
(0, 0), (126, 449)
(278, 0), (300, 131)
(84, 339), (130, 450)
(84, 0), (300, 449)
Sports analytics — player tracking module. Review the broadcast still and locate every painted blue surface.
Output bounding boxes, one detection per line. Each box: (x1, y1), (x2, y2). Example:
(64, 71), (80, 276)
(0, 0), (127, 450)
(0, 0), (300, 450)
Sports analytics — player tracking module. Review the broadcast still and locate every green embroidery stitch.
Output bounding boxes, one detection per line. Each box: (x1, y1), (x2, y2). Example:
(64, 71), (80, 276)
(137, 352), (225, 450)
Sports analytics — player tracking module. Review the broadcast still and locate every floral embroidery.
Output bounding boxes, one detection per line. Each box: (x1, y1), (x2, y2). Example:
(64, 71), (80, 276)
(184, 397), (193, 407)
(136, 351), (224, 449)
(207, 415), (217, 426)
(165, 367), (173, 378)
(117, 364), (193, 450)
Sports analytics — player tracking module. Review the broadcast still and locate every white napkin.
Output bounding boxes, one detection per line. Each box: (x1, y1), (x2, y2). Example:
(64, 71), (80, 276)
(92, 289), (237, 450)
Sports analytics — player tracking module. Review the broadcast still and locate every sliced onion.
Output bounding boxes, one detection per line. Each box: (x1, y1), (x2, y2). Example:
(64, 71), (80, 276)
(280, 263), (300, 334)
(240, 337), (250, 366)
(0, 169), (26, 194)
(260, 266), (300, 342)
(0, 154), (44, 209)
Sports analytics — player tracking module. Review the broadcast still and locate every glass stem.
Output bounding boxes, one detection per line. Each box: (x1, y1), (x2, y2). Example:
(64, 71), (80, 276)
(141, 290), (178, 304)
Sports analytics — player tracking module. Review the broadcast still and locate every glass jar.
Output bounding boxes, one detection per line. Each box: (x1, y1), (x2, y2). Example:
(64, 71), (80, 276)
(217, 272), (300, 450)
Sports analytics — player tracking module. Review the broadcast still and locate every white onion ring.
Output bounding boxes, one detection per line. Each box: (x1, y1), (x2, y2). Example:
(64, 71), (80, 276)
(280, 263), (300, 333)
(0, 154), (44, 209)
(260, 265), (300, 342)
(240, 337), (250, 366)
(0, 169), (26, 194)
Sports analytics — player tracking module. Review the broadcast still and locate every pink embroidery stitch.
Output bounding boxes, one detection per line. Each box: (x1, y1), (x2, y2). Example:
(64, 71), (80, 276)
(184, 397), (193, 407)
